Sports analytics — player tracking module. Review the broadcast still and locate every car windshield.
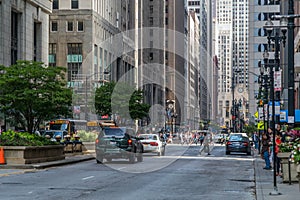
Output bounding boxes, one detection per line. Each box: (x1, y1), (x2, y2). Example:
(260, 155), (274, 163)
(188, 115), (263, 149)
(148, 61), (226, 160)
(104, 128), (126, 136)
(140, 134), (157, 140)
(229, 135), (248, 141)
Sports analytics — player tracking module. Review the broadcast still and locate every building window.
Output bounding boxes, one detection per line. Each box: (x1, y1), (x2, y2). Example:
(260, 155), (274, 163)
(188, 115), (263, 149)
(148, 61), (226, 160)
(165, 5), (168, 13)
(150, 5), (153, 14)
(149, 52), (153, 60)
(149, 17), (153, 26)
(77, 21), (84, 31)
(51, 21), (58, 32)
(67, 43), (82, 81)
(71, 0), (79, 9)
(165, 17), (168, 25)
(53, 0), (59, 9)
(11, 11), (19, 65)
(49, 43), (57, 67)
(67, 21), (73, 32)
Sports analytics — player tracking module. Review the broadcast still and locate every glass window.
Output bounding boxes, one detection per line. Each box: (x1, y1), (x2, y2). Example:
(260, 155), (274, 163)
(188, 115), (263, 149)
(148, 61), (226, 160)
(51, 21), (58, 32)
(77, 21), (84, 31)
(71, 0), (79, 9)
(67, 21), (73, 32)
(53, 0), (59, 9)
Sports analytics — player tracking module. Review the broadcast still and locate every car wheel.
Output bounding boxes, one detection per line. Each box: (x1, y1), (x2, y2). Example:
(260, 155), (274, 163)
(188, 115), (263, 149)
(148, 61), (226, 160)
(96, 155), (104, 164)
(129, 153), (135, 163)
(247, 151), (251, 156)
(137, 153), (143, 162)
(161, 147), (165, 156)
(136, 146), (143, 162)
(225, 151), (230, 155)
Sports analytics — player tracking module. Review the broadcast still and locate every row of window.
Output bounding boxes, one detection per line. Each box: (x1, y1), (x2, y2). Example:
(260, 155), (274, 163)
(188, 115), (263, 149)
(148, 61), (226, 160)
(53, 0), (79, 10)
(51, 21), (84, 32)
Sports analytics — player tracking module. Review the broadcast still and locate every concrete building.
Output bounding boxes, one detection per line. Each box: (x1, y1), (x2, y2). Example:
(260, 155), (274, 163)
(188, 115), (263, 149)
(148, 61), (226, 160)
(248, 0), (281, 124)
(187, 0), (213, 129)
(49, 0), (135, 120)
(216, 0), (249, 130)
(0, 0), (52, 66)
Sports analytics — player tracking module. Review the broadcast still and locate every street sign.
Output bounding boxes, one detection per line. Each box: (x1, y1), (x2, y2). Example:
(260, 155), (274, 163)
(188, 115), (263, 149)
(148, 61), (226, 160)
(258, 107), (264, 121)
(268, 101), (280, 116)
(257, 121), (264, 130)
(274, 70), (281, 91)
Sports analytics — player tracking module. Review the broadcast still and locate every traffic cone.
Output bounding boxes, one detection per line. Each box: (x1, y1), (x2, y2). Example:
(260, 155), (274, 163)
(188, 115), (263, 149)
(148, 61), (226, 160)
(0, 147), (6, 165)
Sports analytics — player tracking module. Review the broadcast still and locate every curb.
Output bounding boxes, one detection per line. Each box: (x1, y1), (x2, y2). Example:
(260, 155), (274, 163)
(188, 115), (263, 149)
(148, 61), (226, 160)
(0, 154), (95, 170)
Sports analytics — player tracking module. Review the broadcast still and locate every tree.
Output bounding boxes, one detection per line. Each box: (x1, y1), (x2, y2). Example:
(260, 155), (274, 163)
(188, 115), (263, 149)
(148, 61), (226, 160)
(0, 60), (72, 133)
(94, 82), (150, 121)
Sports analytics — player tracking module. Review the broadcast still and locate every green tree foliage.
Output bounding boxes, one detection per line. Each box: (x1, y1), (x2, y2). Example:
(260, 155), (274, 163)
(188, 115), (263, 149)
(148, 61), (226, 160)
(0, 60), (72, 133)
(94, 82), (150, 120)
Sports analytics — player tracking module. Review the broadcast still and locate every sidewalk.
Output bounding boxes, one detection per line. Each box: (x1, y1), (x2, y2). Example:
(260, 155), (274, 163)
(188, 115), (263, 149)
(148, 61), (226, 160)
(254, 150), (300, 200)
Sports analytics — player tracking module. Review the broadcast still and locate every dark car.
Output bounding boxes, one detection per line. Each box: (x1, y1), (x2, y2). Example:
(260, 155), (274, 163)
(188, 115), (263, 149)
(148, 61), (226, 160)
(225, 133), (251, 155)
(95, 127), (143, 164)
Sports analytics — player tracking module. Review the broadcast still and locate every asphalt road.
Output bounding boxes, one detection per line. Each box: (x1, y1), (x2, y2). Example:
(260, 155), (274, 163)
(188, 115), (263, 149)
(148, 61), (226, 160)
(0, 144), (256, 200)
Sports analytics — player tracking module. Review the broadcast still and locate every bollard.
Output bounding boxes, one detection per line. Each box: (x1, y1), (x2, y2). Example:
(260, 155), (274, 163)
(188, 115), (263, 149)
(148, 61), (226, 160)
(288, 158), (292, 185)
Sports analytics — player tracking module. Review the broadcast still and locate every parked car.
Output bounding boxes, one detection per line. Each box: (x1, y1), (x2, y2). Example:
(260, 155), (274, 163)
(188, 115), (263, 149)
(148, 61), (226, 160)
(95, 127), (143, 164)
(225, 133), (251, 155)
(213, 133), (227, 144)
(42, 130), (68, 142)
(139, 134), (166, 156)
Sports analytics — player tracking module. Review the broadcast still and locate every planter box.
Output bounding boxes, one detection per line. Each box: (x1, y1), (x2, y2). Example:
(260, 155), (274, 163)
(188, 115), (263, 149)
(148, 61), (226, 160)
(2, 145), (65, 165)
(277, 152), (298, 182)
(82, 142), (95, 152)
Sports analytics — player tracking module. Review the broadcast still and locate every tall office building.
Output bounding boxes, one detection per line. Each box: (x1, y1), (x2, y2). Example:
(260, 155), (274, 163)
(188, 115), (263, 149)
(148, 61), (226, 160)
(187, 0), (213, 128)
(0, 0), (52, 66)
(216, 0), (249, 129)
(248, 0), (280, 122)
(49, 0), (135, 120)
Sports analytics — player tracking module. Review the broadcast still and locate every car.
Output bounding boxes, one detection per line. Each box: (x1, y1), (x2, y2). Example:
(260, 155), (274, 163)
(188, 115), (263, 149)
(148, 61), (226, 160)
(139, 134), (166, 156)
(225, 133), (251, 155)
(95, 127), (143, 164)
(213, 133), (227, 144)
(42, 130), (68, 142)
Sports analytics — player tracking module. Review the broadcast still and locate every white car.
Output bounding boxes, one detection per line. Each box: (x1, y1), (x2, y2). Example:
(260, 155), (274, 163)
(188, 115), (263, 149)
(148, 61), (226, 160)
(139, 134), (165, 156)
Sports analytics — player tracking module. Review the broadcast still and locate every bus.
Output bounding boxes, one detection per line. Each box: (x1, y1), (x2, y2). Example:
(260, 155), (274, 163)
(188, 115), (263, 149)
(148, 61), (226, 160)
(48, 119), (87, 136)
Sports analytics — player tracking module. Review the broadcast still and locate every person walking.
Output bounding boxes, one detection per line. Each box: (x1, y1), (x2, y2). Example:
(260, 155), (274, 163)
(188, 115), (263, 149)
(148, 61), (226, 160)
(261, 133), (271, 170)
(203, 132), (210, 155)
(275, 132), (282, 176)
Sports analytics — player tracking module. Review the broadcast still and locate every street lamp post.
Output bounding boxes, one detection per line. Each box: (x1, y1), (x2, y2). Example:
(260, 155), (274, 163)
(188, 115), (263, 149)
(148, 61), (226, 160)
(83, 72), (110, 121)
(272, 0), (300, 127)
(264, 17), (289, 196)
(231, 70), (241, 133)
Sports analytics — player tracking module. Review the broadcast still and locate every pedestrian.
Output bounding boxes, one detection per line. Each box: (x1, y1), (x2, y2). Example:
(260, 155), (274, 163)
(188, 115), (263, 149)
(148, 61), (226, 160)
(275, 132), (282, 176)
(253, 131), (259, 150)
(203, 132), (210, 155)
(199, 133), (204, 146)
(261, 133), (271, 170)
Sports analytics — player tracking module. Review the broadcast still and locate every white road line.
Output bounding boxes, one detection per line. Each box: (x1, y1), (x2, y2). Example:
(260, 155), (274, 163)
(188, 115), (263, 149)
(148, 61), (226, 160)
(82, 176), (94, 180)
(117, 167), (127, 170)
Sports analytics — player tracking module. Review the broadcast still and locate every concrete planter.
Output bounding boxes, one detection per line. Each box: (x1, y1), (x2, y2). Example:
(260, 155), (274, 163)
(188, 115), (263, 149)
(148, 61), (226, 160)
(2, 145), (65, 165)
(82, 142), (95, 152)
(277, 152), (298, 182)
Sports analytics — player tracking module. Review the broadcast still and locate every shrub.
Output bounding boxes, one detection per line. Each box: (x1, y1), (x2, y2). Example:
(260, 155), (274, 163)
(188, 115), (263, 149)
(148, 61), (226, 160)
(76, 130), (98, 142)
(0, 130), (58, 146)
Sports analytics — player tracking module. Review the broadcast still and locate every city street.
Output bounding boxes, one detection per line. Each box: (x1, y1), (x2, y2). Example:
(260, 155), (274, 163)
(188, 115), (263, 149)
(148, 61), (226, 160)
(0, 145), (256, 200)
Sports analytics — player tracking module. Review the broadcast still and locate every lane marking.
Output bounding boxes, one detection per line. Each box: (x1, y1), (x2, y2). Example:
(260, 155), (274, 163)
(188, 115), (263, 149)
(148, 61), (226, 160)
(117, 167), (127, 170)
(82, 176), (94, 180)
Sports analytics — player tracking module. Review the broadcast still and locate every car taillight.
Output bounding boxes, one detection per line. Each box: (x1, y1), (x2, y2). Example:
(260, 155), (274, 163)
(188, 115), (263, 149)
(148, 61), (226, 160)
(95, 139), (99, 144)
(150, 142), (158, 146)
(226, 141), (231, 145)
(128, 139), (132, 145)
(243, 142), (248, 146)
